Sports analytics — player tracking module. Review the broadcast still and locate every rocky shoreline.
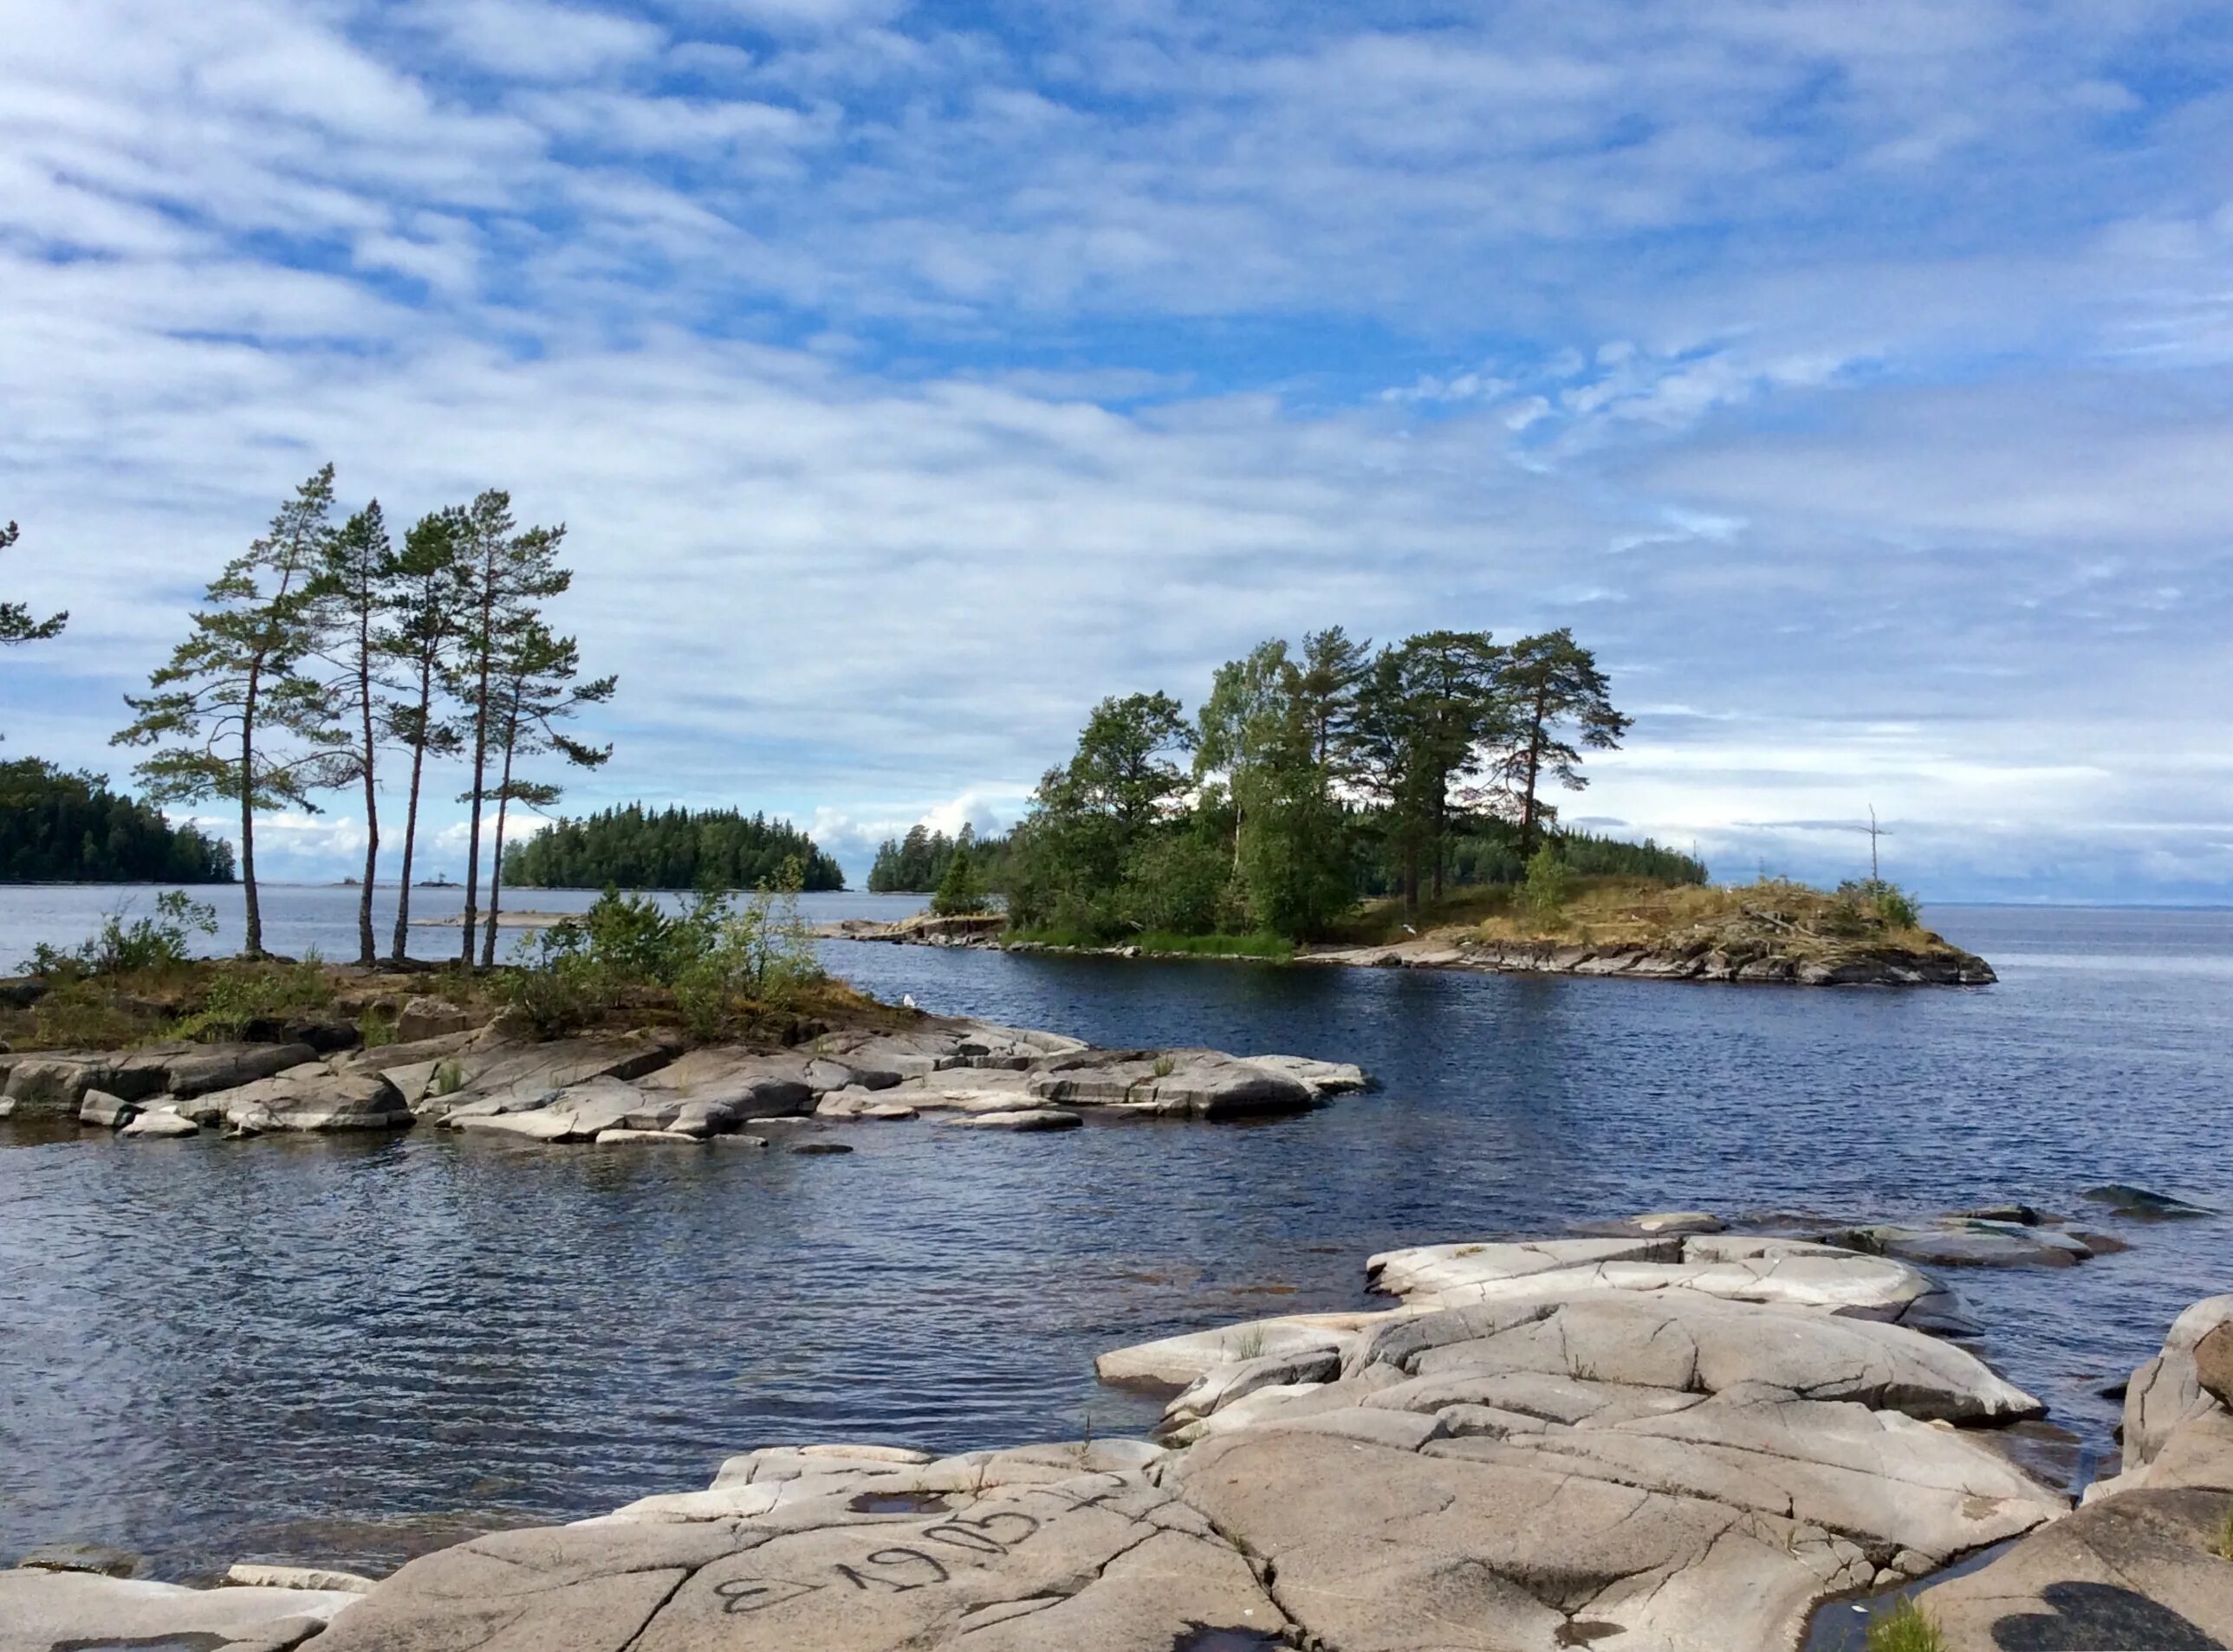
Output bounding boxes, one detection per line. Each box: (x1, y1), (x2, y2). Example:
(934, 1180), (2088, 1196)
(7, 1225), (2224, 1652)
(818, 912), (1999, 987)
(0, 1001), (1367, 1142)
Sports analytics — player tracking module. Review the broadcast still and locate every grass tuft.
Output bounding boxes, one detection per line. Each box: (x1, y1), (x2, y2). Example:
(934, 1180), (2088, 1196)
(1866, 1596), (1947, 1652)
(2217, 1497), (2233, 1564)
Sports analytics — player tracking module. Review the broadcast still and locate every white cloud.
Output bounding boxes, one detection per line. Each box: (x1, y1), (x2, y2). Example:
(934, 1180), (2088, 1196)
(3, 0), (2230, 902)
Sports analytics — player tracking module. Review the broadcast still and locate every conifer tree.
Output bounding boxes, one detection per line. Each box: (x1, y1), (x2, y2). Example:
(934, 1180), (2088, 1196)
(114, 467), (353, 956)
(380, 509), (467, 962)
(477, 619), (614, 965)
(0, 521), (67, 646)
(451, 491), (572, 966)
(1495, 628), (1631, 852)
(308, 501), (394, 965)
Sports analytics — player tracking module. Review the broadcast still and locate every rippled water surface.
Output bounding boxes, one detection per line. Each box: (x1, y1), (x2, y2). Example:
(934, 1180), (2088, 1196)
(1, 896), (2228, 1580)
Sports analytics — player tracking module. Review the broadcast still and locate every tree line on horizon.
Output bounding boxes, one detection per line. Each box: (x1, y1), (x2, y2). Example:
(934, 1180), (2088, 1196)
(996, 625), (1684, 942)
(504, 803), (845, 893)
(0, 759), (236, 884)
(16, 468), (623, 966)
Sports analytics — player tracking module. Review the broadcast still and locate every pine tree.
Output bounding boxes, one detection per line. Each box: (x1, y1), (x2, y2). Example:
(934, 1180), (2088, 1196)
(0, 520), (67, 647)
(380, 509), (467, 962)
(1495, 628), (1631, 852)
(451, 491), (572, 967)
(113, 467), (353, 956)
(477, 619), (614, 965)
(308, 501), (394, 965)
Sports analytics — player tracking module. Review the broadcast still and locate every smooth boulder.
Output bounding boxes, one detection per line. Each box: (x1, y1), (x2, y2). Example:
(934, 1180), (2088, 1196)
(222, 1065), (412, 1132)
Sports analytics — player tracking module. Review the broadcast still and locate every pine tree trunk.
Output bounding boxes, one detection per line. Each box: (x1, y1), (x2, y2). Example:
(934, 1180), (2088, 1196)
(355, 620), (378, 967)
(460, 586), (494, 967)
(240, 663), (263, 958)
(480, 731), (517, 969)
(1520, 687), (1548, 852)
(390, 658), (432, 964)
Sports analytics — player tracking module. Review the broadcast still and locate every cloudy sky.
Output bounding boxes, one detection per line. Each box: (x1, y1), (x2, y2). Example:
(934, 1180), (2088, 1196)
(3, 0), (2229, 899)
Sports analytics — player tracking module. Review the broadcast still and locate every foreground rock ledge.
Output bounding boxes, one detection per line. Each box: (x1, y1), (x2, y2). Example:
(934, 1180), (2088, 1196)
(23, 1234), (2183, 1652)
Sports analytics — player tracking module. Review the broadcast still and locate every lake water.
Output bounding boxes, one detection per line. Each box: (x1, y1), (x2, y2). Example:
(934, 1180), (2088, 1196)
(1, 891), (2229, 1586)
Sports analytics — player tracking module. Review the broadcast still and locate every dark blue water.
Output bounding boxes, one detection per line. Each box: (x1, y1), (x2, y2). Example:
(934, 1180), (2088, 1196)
(0, 904), (2227, 1582)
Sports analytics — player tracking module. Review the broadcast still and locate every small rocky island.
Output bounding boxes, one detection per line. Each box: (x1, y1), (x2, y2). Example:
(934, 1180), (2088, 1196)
(822, 891), (1999, 987)
(0, 996), (1366, 1142)
(7, 1228), (2226, 1651)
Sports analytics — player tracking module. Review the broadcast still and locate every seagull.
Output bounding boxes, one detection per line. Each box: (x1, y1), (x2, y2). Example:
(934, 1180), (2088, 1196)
(901, 994), (918, 1011)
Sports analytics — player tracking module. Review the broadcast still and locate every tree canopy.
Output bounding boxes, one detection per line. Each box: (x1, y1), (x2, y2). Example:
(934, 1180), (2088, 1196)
(996, 625), (1656, 941)
(503, 803), (845, 891)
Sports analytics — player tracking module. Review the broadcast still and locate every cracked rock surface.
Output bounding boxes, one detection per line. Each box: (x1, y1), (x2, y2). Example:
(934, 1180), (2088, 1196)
(19, 1235), (2110, 1652)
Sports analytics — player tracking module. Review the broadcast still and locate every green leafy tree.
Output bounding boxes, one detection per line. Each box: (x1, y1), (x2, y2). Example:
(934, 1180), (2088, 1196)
(0, 520), (66, 647)
(381, 509), (467, 961)
(113, 466), (353, 956)
(1008, 692), (1193, 935)
(451, 491), (573, 966)
(1196, 639), (1295, 870)
(476, 620), (615, 965)
(306, 501), (395, 965)
(1494, 627), (1631, 852)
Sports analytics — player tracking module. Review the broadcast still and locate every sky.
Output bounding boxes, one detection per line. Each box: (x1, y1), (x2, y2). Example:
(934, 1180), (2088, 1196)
(2, 0), (2230, 901)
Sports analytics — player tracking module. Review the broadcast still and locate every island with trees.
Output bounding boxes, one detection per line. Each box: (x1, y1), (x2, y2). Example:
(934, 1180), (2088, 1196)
(828, 625), (1995, 987)
(503, 803), (846, 893)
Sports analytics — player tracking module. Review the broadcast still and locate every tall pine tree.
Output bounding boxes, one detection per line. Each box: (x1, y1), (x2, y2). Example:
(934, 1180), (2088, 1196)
(114, 467), (353, 956)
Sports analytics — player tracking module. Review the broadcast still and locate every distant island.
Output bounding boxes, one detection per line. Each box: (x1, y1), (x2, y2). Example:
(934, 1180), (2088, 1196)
(0, 759), (235, 884)
(824, 625), (1995, 986)
(502, 802), (846, 891)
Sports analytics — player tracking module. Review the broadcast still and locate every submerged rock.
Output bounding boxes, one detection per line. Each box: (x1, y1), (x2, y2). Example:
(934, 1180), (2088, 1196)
(2081, 1182), (2218, 1221)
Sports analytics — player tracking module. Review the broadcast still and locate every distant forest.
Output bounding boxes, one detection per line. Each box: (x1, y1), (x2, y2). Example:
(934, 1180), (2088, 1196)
(867, 825), (1012, 892)
(503, 803), (847, 891)
(0, 759), (236, 884)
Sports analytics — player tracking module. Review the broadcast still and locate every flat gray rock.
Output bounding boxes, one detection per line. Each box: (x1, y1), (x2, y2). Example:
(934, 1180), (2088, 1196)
(0, 1567), (360, 1652)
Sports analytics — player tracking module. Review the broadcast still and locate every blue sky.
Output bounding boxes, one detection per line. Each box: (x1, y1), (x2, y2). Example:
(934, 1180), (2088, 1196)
(3, 1), (2230, 899)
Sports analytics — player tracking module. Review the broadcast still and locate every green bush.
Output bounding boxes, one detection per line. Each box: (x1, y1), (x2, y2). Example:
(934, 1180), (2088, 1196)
(503, 868), (826, 1039)
(1837, 878), (1922, 931)
(23, 890), (217, 978)
(930, 845), (988, 917)
(170, 956), (335, 1041)
(1522, 845), (1573, 916)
